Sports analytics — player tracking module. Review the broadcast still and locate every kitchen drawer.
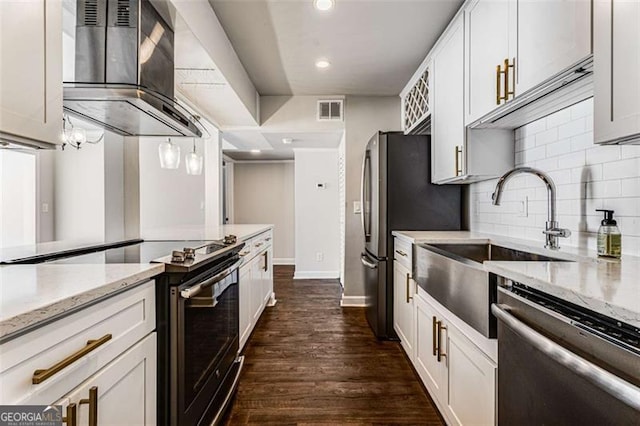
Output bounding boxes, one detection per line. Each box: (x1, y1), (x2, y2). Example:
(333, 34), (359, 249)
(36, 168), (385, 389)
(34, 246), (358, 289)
(0, 280), (156, 405)
(394, 237), (412, 269)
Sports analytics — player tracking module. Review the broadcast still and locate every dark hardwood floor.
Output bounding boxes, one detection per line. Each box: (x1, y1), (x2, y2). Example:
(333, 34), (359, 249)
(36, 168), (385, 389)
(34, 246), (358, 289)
(223, 265), (444, 425)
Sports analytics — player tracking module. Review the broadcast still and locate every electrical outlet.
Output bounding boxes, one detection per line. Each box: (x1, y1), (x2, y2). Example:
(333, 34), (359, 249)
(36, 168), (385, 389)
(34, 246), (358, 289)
(518, 196), (529, 217)
(316, 252), (324, 262)
(41, 203), (49, 213)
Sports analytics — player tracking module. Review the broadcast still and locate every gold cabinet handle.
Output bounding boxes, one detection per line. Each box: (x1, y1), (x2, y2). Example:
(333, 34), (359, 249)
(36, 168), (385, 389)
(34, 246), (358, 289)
(432, 316), (438, 356)
(405, 273), (413, 303)
(504, 58), (515, 101)
(455, 146), (463, 176)
(33, 334), (112, 384)
(395, 249), (407, 257)
(79, 386), (98, 426)
(63, 403), (77, 426)
(437, 321), (447, 363)
(496, 64), (503, 105)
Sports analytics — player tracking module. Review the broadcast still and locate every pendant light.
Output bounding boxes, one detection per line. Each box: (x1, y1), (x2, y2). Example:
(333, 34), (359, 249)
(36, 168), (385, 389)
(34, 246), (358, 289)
(185, 138), (203, 175)
(159, 138), (181, 169)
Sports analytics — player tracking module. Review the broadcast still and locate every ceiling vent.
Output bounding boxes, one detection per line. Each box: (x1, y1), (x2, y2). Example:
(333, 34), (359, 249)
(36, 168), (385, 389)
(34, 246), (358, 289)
(317, 100), (343, 121)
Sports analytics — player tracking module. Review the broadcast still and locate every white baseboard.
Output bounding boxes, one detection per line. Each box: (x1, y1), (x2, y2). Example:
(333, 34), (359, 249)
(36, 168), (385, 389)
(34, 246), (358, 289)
(273, 258), (295, 265)
(293, 270), (339, 279)
(340, 295), (366, 307)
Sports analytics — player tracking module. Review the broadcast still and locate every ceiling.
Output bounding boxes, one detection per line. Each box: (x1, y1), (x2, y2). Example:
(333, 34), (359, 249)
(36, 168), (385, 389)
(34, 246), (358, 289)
(209, 0), (463, 96)
(223, 130), (344, 161)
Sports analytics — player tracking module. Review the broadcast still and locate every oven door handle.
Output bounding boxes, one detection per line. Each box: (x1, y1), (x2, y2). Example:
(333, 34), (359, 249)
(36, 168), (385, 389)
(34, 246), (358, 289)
(180, 259), (243, 299)
(492, 303), (640, 411)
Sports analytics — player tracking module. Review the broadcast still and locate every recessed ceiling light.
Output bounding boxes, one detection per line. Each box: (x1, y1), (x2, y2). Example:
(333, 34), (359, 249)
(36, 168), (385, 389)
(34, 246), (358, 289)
(250, 149), (261, 154)
(313, 0), (334, 11)
(282, 138), (293, 144)
(315, 59), (331, 69)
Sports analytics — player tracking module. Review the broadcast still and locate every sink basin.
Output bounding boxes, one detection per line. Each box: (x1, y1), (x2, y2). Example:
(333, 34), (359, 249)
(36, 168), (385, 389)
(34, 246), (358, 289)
(427, 243), (571, 263)
(413, 242), (573, 338)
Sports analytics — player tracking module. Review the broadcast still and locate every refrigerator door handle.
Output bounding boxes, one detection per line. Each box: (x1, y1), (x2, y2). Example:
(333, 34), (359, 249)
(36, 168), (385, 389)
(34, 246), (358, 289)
(360, 253), (377, 269)
(360, 151), (371, 239)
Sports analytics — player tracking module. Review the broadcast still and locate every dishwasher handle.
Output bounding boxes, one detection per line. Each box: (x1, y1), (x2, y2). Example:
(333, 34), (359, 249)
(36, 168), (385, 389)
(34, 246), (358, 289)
(360, 253), (377, 269)
(492, 303), (640, 412)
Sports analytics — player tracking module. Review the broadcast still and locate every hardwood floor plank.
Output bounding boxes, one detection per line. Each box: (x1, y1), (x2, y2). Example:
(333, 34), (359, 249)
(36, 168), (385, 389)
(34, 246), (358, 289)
(224, 266), (444, 425)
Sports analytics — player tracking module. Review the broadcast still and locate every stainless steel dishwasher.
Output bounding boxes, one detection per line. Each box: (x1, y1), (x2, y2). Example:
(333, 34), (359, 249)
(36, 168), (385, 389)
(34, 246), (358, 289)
(492, 280), (640, 425)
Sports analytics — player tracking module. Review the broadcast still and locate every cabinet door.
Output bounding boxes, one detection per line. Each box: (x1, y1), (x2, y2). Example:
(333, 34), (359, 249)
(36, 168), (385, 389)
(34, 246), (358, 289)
(514, 0), (591, 95)
(250, 255), (265, 323)
(57, 333), (157, 426)
(239, 263), (252, 350)
(447, 326), (496, 426)
(414, 294), (447, 405)
(432, 15), (465, 183)
(465, 0), (510, 124)
(594, 0), (640, 144)
(393, 261), (415, 359)
(0, 0), (62, 145)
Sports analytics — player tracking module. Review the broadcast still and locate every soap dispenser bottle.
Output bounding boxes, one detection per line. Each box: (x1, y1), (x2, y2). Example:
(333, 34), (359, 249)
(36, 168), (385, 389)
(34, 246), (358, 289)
(596, 209), (621, 258)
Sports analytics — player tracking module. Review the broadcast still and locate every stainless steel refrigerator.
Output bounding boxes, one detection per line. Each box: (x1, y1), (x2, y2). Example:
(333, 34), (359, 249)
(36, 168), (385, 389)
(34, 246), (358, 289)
(360, 132), (462, 339)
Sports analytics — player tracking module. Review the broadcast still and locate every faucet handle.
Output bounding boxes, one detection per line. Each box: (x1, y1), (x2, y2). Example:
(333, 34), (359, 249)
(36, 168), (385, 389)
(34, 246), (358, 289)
(543, 228), (571, 238)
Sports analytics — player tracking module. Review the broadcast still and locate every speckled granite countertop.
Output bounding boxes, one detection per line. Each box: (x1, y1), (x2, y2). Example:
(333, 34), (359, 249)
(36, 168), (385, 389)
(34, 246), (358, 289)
(0, 263), (164, 342)
(392, 231), (640, 328)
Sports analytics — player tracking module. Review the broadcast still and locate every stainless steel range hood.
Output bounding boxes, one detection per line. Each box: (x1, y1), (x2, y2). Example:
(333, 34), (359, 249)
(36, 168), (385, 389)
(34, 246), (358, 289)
(63, 0), (201, 138)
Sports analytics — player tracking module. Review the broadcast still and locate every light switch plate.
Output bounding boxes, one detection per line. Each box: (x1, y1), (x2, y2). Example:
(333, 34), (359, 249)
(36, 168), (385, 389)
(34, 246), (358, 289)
(353, 201), (362, 214)
(518, 196), (529, 217)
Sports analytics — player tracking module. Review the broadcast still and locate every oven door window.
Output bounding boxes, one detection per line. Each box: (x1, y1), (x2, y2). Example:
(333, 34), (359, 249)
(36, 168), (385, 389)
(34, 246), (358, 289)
(182, 270), (239, 408)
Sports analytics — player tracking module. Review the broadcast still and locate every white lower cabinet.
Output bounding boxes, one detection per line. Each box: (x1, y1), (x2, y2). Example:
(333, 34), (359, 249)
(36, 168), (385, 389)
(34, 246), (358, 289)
(238, 229), (275, 352)
(413, 289), (496, 426)
(393, 260), (416, 359)
(55, 333), (157, 426)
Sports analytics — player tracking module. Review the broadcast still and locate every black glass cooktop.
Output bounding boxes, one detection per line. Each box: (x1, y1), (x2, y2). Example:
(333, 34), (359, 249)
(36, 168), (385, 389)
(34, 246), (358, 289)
(49, 240), (221, 265)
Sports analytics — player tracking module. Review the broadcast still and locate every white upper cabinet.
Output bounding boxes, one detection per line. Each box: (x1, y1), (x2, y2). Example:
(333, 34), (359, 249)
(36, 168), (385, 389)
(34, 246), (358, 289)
(513, 0), (592, 96)
(432, 14), (465, 183)
(0, 0), (62, 147)
(594, 0), (640, 145)
(464, 0), (511, 125)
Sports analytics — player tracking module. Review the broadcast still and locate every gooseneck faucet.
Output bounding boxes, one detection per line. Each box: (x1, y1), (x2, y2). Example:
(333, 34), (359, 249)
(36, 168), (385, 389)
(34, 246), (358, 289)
(491, 167), (571, 250)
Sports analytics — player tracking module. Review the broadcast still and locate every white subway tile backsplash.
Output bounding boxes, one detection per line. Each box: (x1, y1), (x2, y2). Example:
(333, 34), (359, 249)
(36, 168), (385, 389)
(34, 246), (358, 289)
(470, 98), (640, 256)
(558, 117), (587, 139)
(602, 158), (640, 180)
(535, 128), (559, 146)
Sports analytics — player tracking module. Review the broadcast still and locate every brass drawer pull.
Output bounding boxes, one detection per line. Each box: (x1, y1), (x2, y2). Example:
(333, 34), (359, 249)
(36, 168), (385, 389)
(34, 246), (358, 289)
(437, 321), (447, 363)
(395, 249), (408, 258)
(432, 316), (438, 356)
(455, 146), (463, 176)
(79, 386), (98, 426)
(496, 63), (503, 105)
(63, 403), (77, 426)
(405, 273), (413, 303)
(32, 334), (112, 384)
(263, 251), (268, 272)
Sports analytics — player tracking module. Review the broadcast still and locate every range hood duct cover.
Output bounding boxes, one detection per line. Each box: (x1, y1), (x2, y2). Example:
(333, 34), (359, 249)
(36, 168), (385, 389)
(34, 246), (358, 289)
(64, 0), (201, 138)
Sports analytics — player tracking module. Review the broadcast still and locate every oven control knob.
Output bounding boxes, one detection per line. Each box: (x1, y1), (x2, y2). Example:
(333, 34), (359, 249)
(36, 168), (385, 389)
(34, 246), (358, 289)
(171, 250), (186, 263)
(183, 247), (196, 260)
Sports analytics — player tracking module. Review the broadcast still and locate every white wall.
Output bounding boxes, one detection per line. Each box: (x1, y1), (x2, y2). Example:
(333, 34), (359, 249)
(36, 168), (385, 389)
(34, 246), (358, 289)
(294, 149), (340, 278)
(54, 140), (106, 241)
(0, 150), (36, 248)
(139, 137), (206, 238)
(342, 96), (401, 303)
(471, 98), (640, 256)
(233, 161), (295, 262)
